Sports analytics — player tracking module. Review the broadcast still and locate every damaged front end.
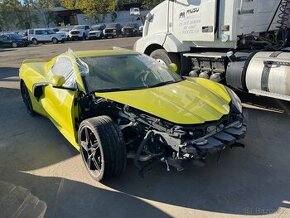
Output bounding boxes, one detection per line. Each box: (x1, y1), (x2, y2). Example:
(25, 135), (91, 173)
(118, 103), (246, 175)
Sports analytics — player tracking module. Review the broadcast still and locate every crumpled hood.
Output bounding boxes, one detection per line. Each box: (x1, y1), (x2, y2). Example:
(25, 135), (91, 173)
(95, 78), (231, 125)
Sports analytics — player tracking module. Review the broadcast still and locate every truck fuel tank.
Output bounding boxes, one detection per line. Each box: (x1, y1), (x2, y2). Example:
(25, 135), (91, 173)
(226, 51), (290, 101)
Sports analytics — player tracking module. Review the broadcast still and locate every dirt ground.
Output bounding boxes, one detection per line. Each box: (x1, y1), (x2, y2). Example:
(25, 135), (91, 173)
(0, 38), (290, 218)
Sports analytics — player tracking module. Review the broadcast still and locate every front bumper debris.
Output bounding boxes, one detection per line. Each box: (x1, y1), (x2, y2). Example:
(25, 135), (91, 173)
(182, 121), (247, 154)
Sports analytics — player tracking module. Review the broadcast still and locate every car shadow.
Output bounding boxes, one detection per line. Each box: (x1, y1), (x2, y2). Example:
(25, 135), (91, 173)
(0, 175), (170, 218)
(237, 90), (290, 115)
(0, 86), (169, 217)
(0, 67), (19, 81)
(1, 83), (289, 217)
(0, 49), (16, 52)
(105, 108), (290, 216)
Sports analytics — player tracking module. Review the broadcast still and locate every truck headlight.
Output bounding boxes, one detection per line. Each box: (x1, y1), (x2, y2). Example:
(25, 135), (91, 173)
(226, 87), (242, 113)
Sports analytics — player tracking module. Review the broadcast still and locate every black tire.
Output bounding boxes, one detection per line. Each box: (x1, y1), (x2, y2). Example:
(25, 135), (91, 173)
(32, 38), (38, 45)
(20, 81), (35, 116)
(12, 42), (18, 48)
(78, 116), (127, 181)
(150, 49), (181, 72)
(52, 37), (58, 44)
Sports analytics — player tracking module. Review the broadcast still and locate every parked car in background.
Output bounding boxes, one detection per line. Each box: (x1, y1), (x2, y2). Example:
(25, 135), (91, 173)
(57, 27), (72, 40)
(139, 25), (143, 36)
(69, 25), (90, 40)
(27, 28), (65, 45)
(104, 23), (123, 38)
(11, 31), (29, 41)
(122, 23), (140, 37)
(0, 33), (29, 48)
(88, 24), (106, 40)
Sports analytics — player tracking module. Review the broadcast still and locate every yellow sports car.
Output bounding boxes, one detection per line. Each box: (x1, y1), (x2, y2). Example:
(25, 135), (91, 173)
(19, 49), (246, 181)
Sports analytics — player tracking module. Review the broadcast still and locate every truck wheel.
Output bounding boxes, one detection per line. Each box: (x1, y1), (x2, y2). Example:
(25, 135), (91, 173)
(78, 116), (127, 181)
(150, 49), (180, 71)
(52, 38), (58, 44)
(32, 38), (38, 45)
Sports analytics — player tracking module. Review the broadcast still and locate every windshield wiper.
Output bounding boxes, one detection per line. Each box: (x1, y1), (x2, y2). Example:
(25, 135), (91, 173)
(92, 86), (145, 93)
(148, 80), (178, 88)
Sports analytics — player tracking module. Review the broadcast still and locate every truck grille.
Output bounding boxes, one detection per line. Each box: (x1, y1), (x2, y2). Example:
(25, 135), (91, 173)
(105, 29), (113, 33)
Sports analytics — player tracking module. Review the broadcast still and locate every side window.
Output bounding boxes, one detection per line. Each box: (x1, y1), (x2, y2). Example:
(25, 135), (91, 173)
(35, 30), (43, 35)
(51, 57), (77, 89)
(85, 26), (89, 30)
(28, 30), (33, 34)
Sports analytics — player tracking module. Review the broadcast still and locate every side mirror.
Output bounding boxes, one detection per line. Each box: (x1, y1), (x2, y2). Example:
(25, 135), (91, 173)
(50, 74), (65, 87)
(168, 63), (178, 73)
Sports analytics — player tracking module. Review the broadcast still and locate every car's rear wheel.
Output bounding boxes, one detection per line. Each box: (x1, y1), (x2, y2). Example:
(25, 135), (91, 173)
(31, 38), (38, 45)
(11, 42), (18, 48)
(20, 81), (35, 116)
(78, 116), (126, 181)
(52, 37), (58, 44)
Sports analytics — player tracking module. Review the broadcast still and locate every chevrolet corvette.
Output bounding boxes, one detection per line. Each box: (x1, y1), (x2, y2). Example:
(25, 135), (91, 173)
(19, 49), (246, 181)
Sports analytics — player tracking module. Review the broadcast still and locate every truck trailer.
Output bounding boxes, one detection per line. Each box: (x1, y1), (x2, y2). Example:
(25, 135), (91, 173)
(134, 0), (290, 101)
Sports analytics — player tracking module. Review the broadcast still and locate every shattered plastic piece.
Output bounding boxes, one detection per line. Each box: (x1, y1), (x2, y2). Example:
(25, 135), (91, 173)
(68, 48), (89, 75)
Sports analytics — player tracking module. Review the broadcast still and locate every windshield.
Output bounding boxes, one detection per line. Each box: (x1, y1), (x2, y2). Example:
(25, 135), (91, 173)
(106, 24), (117, 28)
(73, 26), (84, 30)
(6, 34), (22, 39)
(91, 26), (101, 31)
(46, 29), (55, 34)
(81, 54), (182, 92)
(125, 23), (135, 28)
(60, 28), (69, 32)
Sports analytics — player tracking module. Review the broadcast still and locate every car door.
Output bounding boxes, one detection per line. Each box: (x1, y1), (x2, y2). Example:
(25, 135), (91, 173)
(43, 29), (51, 41)
(35, 30), (44, 41)
(40, 56), (79, 148)
(0, 35), (5, 47)
(0, 35), (9, 47)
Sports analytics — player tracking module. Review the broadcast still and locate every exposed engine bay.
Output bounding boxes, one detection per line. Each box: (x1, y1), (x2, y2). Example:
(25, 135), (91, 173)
(78, 94), (247, 175)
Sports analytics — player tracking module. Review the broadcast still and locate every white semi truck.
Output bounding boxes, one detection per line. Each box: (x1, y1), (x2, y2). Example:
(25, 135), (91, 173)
(134, 0), (290, 101)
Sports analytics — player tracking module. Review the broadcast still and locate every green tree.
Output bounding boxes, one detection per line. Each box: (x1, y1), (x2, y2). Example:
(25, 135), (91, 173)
(34, 0), (60, 27)
(0, 0), (22, 31)
(142, 0), (164, 9)
(20, 0), (39, 29)
(61, 0), (116, 22)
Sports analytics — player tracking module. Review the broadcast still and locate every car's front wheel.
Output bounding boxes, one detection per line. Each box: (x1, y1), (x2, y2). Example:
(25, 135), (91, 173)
(31, 38), (38, 45)
(52, 37), (58, 44)
(20, 81), (35, 116)
(78, 116), (127, 181)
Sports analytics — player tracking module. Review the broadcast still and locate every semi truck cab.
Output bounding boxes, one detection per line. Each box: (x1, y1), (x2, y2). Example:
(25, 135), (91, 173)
(135, 0), (290, 101)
